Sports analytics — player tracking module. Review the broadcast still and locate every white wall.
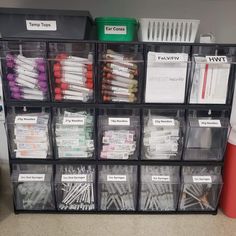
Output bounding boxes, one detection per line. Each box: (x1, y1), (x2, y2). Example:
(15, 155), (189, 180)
(0, 0), (235, 43)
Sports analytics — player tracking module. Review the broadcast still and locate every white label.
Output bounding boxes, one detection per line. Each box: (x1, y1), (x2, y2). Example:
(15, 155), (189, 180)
(15, 116), (38, 124)
(193, 176), (212, 183)
(107, 175), (127, 181)
(61, 174), (87, 182)
(198, 119), (221, 127)
(108, 117), (130, 126)
(26, 20), (57, 31)
(18, 174), (45, 181)
(152, 175), (170, 182)
(63, 117), (85, 125)
(206, 56), (228, 63)
(104, 25), (127, 35)
(152, 118), (175, 126)
(155, 53), (187, 62)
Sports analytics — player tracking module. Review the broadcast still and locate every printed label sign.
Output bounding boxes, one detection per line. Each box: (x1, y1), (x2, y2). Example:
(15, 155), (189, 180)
(206, 56), (228, 63)
(152, 175), (170, 182)
(155, 53), (187, 62)
(61, 174), (87, 182)
(108, 117), (130, 126)
(104, 25), (127, 35)
(198, 119), (221, 127)
(107, 175), (127, 182)
(152, 118), (175, 126)
(26, 20), (57, 31)
(15, 116), (38, 124)
(193, 176), (212, 183)
(63, 117), (85, 125)
(18, 174), (45, 181)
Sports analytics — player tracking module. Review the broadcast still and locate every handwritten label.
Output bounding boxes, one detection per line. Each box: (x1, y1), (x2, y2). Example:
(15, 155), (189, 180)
(18, 174), (45, 182)
(152, 118), (175, 126)
(26, 20), (57, 31)
(198, 119), (221, 127)
(107, 175), (127, 182)
(104, 25), (127, 35)
(63, 117), (85, 125)
(15, 116), (38, 124)
(206, 56), (227, 63)
(61, 174), (87, 182)
(193, 176), (212, 183)
(152, 175), (170, 182)
(108, 117), (130, 126)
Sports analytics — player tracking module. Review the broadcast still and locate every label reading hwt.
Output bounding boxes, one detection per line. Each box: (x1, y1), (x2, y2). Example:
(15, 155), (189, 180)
(61, 174), (87, 182)
(108, 117), (130, 126)
(15, 116), (38, 124)
(152, 118), (175, 126)
(206, 56), (228, 63)
(63, 117), (85, 125)
(26, 20), (57, 31)
(104, 25), (127, 35)
(18, 174), (45, 182)
(198, 119), (221, 127)
(193, 176), (212, 183)
(152, 175), (170, 182)
(107, 175), (127, 182)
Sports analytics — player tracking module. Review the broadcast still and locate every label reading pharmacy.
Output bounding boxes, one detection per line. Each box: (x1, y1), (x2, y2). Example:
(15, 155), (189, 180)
(198, 119), (221, 127)
(152, 175), (170, 182)
(26, 20), (57, 31)
(61, 174), (87, 182)
(107, 175), (127, 182)
(18, 174), (45, 182)
(152, 118), (175, 126)
(63, 117), (85, 125)
(104, 25), (127, 35)
(206, 56), (228, 63)
(193, 176), (212, 183)
(15, 116), (38, 124)
(108, 117), (130, 126)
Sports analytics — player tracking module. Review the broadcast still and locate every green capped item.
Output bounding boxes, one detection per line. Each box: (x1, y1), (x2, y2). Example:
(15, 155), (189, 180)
(95, 17), (138, 42)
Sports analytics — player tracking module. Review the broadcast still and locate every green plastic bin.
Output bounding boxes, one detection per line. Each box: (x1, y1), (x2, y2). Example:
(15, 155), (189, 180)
(95, 17), (137, 42)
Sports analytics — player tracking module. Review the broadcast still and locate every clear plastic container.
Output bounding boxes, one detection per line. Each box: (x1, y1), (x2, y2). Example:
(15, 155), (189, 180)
(55, 164), (95, 211)
(52, 107), (95, 159)
(98, 165), (137, 211)
(183, 110), (230, 161)
(12, 164), (55, 210)
(7, 107), (52, 159)
(98, 108), (140, 160)
(139, 166), (180, 211)
(2, 41), (50, 102)
(142, 109), (185, 160)
(178, 166), (223, 211)
(48, 42), (95, 103)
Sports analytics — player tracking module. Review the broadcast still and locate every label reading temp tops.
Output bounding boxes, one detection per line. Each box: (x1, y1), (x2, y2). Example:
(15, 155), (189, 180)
(61, 174), (87, 182)
(108, 117), (130, 126)
(26, 20), (57, 31)
(193, 176), (212, 183)
(152, 175), (170, 182)
(152, 118), (175, 126)
(18, 174), (45, 182)
(107, 175), (127, 182)
(63, 117), (85, 125)
(198, 119), (221, 127)
(15, 116), (38, 124)
(206, 56), (228, 63)
(104, 25), (127, 35)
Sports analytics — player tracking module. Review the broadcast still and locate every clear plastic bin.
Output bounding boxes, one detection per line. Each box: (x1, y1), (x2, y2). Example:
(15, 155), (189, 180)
(52, 107), (95, 159)
(55, 165), (95, 211)
(7, 107), (52, 159)
(48, 42), (95, 103)
(178, 166), (223, 211)
(98, 165), (137, 211)
(140, 166), (180, 211)
(183, 110), (230, 161)
(142, 109), (185, 160)
(12, 164), (55, 210)
(98, 108), (140, 160)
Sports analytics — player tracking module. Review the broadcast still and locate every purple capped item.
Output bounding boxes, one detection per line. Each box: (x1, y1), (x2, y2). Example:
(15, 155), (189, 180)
(9, 81), (16, 87)
(10, 86), (21, 93)
(7, 73), (15, 81)
(11, 92), (21, 100)
(6, 54), (14, 62)
(38, 73), (47, 81)
(37, 64), (46, 73)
